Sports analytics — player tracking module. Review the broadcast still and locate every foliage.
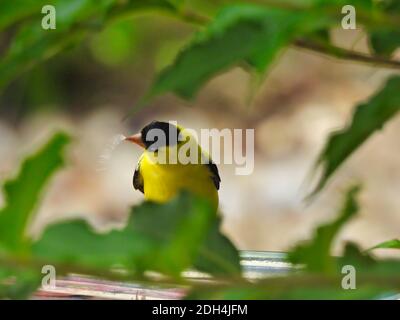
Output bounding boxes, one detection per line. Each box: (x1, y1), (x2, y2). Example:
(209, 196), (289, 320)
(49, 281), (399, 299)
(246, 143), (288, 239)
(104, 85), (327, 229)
(288, 185), (360, 274)
(0, 266), (42, 300)
(89, 19), (137, 67)
(187, 187), (400, 299)
(1, 0), (400, 300)
(33, 191), (240, 277)
(0, 0), (175, 89)
(0, 132), (70, 298)
(369, 0), (400, 57)
(3, 0), (398, 196)
(0, 133), (240, 298)
(310, 76), (400, 196)
(186, 276), (400, 299)
(0, 132), (70, 253)
(142, 4), (331, 101)
(368, 239), (400, 251)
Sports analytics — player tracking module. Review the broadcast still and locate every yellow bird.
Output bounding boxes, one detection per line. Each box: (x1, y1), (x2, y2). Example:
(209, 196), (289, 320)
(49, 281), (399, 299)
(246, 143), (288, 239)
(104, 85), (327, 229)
(125, 121), (220, 211)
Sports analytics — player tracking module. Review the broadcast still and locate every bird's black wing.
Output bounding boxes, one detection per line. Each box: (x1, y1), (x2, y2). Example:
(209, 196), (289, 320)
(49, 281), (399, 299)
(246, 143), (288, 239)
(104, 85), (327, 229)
(133, 161), (144, 194)
(206, 160), (221, 190)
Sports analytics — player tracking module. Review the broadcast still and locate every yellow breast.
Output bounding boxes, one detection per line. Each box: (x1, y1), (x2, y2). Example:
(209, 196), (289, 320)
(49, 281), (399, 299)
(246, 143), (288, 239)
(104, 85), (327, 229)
(139, 151), (219, 212)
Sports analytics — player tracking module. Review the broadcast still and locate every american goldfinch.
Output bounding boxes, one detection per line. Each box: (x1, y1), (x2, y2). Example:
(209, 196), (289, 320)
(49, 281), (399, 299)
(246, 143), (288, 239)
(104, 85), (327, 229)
(125, 121), (220, 211)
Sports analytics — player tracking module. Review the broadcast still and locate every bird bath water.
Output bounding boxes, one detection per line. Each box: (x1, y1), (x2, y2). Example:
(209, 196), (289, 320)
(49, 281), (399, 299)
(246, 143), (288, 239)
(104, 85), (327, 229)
(34, 251), (290, 300)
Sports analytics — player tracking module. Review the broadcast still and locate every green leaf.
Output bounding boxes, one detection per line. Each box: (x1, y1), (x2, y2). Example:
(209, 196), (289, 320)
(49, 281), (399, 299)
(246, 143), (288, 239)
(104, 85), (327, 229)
(142, 4), (331, 102)
(311, 76), (400, 196)
(0, 0), (115, 89)
(0, 265), (42, 299)
(33, 192), (241, 278)
(340, 242), (400, 276)
(309, 28), (330, 43)
(369, 0), (400, 56)
(89, 19), (137, 67)
(0, 0), (46, 31)
(288, 185), (360, 274)
(186, 282), (395, 300)
(368, 239), (400, 251)
(194, 216), (241, 276)
(370, 31), (400, 57)
(166, 0), (185, 10)
(0, 132), (71, 253)
(189, 243), (400, 300)
(0, 22), (87, 90)
(312, 0), (374, 9)
(0, 0), (117, 31)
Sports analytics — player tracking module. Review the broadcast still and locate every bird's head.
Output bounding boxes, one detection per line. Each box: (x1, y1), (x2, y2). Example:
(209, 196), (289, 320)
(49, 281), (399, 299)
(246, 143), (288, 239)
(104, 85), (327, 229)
(125, 121), (182, 152)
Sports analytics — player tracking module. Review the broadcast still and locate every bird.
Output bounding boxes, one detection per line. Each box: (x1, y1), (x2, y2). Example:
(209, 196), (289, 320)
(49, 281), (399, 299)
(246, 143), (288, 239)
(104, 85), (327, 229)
(125, 121), (220, 211)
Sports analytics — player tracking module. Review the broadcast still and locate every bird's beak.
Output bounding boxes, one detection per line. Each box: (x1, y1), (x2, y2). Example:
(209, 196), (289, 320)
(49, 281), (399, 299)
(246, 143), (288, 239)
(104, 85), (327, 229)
(125, 133), (145, 148)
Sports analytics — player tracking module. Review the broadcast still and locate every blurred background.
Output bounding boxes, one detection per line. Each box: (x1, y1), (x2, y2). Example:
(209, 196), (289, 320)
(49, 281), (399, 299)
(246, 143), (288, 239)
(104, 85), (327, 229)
(0, 3), (399, 257)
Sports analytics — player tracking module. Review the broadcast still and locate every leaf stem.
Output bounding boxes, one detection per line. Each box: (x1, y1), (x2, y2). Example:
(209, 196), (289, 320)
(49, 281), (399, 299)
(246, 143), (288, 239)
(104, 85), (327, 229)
(294, 39), (400, 70)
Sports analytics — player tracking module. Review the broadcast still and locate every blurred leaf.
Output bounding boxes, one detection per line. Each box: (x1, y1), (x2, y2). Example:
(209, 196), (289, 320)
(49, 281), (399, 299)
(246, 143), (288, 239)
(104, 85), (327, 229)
(33, 219), (143, 270)
(369, 0), (400, 56)
(53, 0), (115, 29)
(142, 4), (331, 101)
(186, 274), (399, 300)
(167, 0), (185, 10)
(0, 132), (70, 253)
(90, 19), (137, 67)
(189, 242), (400, 300)
(109, 0), (176, 14)
(370, 31), (400, 57)
(368, 239), (400, 251)
(155, 38), (189, 71)
(309, 28), (330, 43)
(0, 0), (174, 89)
(340, 242), (375, 268)
(0, 20), (85, 90)
(33, 192), (241, 278)
(0, 265), (42, 299)
(194, 216), (241, 276)
(311, 76), (400, 196)
(0, 0), (46, 31)
(288, 185), (360, 274)
(0, 0), (115, 31)
(187, 192), (400, 300)
(312, 0), (374, 9)
(21, 67), (65, 110)
(0, 0), (116, 88)
(340, 242), (400, 276)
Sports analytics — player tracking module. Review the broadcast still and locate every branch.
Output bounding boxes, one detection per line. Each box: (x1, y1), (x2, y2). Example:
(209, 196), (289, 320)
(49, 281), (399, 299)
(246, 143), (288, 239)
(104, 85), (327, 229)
(294, 39), (400, 70)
